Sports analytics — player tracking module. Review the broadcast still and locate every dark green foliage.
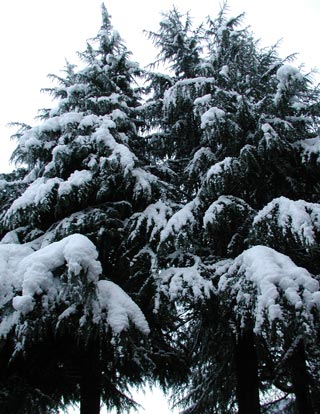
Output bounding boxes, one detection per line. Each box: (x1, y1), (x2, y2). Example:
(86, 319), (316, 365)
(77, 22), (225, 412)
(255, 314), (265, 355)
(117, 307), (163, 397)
(0, 5), (183, 414)
(139, 4), (320, 414)
(145, 7), (203, 78)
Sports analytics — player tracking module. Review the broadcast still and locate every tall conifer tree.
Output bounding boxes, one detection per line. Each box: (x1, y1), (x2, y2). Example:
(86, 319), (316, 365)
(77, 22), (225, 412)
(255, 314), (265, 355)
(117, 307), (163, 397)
(0, 5), (170, 414)
(142, 5), (320, 414)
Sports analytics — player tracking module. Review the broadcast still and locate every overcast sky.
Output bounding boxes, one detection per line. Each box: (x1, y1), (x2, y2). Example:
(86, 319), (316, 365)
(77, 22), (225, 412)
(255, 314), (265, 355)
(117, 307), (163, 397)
(0, 0), (320, 412)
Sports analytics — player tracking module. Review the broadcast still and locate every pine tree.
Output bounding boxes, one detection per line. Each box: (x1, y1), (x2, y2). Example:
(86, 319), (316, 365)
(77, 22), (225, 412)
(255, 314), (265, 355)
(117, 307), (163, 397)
(144, 5), (320, 414)
(0, 5), (170, 413)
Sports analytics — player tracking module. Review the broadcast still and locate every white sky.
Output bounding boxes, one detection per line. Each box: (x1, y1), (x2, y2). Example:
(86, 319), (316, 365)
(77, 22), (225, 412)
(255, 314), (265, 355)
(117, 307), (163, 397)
(0, 0), (319, 412)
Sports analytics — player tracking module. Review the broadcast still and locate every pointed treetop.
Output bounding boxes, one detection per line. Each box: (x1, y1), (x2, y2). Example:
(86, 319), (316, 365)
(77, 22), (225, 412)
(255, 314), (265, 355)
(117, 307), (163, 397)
(100, 2), (112, 31)
(93, 3), (126, 57)
(145, 6), (202, 78)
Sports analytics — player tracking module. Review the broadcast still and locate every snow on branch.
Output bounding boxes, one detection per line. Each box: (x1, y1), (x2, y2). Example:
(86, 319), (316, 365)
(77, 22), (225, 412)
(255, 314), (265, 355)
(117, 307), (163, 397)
(95, 280), (150, 335)
(203, 195), (253, 229)
(5, 177), (62, 215)
(274, 64), (304, 105)
(131, 168), (158, 200)
(17, 112), (84, 152)
(160, 197), (200, 243)
(206, 156), (234, 182)
(156, 257), (213, 306)
(200, 106), (226, 129)
(93, 118), (136, 172)
(4, 177), (63, 227)
(12, 234), (102, 315)
(185, 147), (215, 179)
(0, 234), (149, 338)
(58, 169), (93, 197)
(128, 200), (174, 243)
(218, 245), (320, 334)
(253, 196), (320, 246)
(204, 156), (241, 197)
(163, 77), (216, 111)
(296, 136), (320, 163)
(0, 243), (34, 310)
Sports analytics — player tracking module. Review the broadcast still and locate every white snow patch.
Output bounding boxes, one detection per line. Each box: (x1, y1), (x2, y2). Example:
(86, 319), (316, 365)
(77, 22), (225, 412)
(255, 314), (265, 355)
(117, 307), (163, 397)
(203, 195), (233, 228)
(276, 65), (303, 84)
(157, 258), (213, 303)
(0, 243), (34, 305)
(0, 230), (20, 244)
(0, 243), (35, 337)
(12, 234), (102, 314)
(38, 117), (61, 133)
(185, 147), (215, 176)
(164, 77), (216, 110)
(132, 168), (157, 199)
(58, 112), (83, 127)
(274, 65), (303, 104)
(66, 83), (88, 96)
(253, 196), (320, 246)
(160, 197), (200, 242)
(296, 136), (320, 163)
(219, 65), (229, 78)
(206, 157), (233, 182)
(4, 177), (62, 221)
(111, 109), (127, 120)
(92, 118), (136, 172)
(0, 235), (149, 337)
(58, 170), (93, 196)
(218, 245), (320, 333)
(201, 107), (225, 129)
(193, 94), (211, 106)
(18, 128), (42, 150)
(109, 143), (136, 172)
(129, 200), (174, 243)
(79, 114), (100, 128)
(96, 280), (150, 335)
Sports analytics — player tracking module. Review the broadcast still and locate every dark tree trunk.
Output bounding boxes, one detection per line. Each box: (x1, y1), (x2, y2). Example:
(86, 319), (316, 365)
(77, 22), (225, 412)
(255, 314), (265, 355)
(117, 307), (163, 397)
(235, 330), (261, 414)
(80, 342), (101, 414)
(291, 339), (314, 414)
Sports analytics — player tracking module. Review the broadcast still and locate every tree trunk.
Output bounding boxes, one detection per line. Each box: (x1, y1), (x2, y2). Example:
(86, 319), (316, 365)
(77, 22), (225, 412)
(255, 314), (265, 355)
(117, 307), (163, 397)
(291, 339), (314, 414)
(235, 330), (261, 414)
(80, 342), (101, 414)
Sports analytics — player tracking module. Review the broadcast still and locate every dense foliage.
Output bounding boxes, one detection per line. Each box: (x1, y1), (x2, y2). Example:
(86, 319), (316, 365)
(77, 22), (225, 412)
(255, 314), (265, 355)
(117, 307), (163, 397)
(1, 3), (320, 414)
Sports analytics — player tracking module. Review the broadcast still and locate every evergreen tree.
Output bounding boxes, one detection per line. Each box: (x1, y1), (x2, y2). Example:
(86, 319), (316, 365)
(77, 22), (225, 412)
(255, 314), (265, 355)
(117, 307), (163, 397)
(143, 5), (320, 414)
(0, 5), (173, 413)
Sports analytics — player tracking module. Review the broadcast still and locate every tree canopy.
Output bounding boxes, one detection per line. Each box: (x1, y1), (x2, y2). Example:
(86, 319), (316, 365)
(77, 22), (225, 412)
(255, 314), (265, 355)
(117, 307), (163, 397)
(1, 3), (320, 414)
